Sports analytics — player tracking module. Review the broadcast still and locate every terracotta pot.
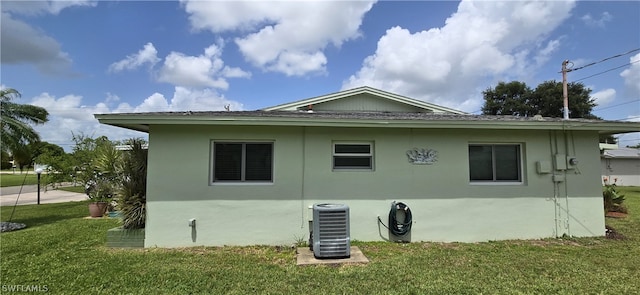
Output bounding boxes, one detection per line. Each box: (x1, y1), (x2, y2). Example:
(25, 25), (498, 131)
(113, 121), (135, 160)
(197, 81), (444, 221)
(89, 202), (108, 218)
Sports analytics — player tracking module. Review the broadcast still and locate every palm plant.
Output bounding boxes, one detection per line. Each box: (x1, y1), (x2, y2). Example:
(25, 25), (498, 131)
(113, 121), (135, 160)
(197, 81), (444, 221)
(86, 142), (122, 203)
(119, 139), (147, 229)
(0, 88), (49, 152)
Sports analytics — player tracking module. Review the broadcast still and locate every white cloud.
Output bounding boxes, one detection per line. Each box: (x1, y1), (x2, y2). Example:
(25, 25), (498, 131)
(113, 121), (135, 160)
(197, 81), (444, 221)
(222, 67), (252, 79)
(534, 39), (562, 67)
(581, 12), (612, 28)
(0, 12), (74, 76)
(157, 43), (251, 89)
(108, 43), (160, 73)
(1, 0), (97, 15)
(343, 0), (576, 111)
(29, 93), (127, 148)
(134, 87), (244, 112)
(181, 0), (375, 76)
(0, 1), (97, 75)
(620, 53), (640, 98)
(591, 88), (616, 106)
(109, 41), (250, 89)
(105, 92), (120, 103)
(29, 88), (244, 150)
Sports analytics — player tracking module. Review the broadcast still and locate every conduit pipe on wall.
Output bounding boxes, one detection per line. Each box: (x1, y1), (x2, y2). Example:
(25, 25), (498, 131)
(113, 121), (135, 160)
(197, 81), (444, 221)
(300, 127), (307, 229)
(562, 129), (573, 237)
(549, 130), (573, 237)
(549, 131), (560, 237)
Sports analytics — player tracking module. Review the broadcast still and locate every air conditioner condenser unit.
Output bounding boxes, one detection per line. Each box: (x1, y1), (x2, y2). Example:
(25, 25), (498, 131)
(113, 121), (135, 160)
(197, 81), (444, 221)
(312, 203), (350, 258)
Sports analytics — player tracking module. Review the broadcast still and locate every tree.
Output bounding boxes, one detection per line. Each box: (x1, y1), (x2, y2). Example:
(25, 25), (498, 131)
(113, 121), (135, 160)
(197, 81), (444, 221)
(530, 81), (597, 119)
(69, 133), (114, 189)
(33, 142), (72, 187)
(32, 141), (66, 160)
(481, 81), (534, 116)
(482, 80), (614, 143)
(482, 80), (597, 118)
(0, 88), (49, 152)
(11, 143), (35, 172)
(1, 150), (12, 170)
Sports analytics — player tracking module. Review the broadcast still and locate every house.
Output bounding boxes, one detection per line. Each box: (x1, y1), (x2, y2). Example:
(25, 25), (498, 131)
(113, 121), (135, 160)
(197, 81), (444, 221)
(95, 86), (640, 247)
(601, 148), (640, 186)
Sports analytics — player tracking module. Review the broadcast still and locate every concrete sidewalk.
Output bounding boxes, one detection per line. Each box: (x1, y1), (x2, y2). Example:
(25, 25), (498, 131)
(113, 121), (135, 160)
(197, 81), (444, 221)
(0, 189), (86, 206)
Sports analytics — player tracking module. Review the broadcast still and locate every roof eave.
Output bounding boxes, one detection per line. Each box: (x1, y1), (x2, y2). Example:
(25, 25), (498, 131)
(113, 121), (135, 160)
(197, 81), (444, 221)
(95, 114), (640, 133)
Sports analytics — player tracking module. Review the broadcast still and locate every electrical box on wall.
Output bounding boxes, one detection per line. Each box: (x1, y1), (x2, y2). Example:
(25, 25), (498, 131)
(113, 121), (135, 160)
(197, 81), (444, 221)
(554, 154), (567, 170)
(553, 174), (565, 183)
(536, 161), (552, 174)
(567, 157), (578, 169)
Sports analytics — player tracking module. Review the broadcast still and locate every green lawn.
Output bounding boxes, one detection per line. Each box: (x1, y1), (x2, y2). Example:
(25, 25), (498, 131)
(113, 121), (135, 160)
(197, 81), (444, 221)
(57, 185), (86, 193)
(1, 188), (639, 294)
(0, 173), (39, 187)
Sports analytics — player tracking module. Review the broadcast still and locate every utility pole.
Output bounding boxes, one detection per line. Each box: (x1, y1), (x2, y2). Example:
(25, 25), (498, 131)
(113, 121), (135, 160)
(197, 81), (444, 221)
(561, 60), (570, 120)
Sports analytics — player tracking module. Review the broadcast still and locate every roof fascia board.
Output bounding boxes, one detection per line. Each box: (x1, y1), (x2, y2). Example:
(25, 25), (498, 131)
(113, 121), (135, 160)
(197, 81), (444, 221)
(96, 115), (640, 133)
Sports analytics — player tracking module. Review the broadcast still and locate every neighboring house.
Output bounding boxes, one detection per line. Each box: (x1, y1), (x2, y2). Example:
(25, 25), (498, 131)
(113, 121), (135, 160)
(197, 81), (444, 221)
(601, 148), (640, 186)
(96, 86), (640, 247)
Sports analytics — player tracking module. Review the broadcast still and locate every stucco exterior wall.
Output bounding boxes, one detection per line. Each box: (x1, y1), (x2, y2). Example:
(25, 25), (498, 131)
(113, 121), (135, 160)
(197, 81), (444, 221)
(601, 158), (640, 186)
(144, 125), (605, 247)
(312, 94), (425, 112)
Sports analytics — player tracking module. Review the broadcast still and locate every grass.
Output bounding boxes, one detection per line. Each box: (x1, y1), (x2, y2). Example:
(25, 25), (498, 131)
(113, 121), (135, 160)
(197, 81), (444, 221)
(57, 186), (86, 193)
(0, 173), (39, 187)
(1, 188), (639, 294)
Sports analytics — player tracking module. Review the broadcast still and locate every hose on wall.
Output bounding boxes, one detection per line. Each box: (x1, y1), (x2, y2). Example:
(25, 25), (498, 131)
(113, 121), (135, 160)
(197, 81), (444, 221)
(386, 201), (413, 237)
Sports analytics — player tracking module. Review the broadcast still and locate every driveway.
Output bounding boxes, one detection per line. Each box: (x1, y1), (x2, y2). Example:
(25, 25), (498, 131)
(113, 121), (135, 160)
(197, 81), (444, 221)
(0, 185), (87, 206)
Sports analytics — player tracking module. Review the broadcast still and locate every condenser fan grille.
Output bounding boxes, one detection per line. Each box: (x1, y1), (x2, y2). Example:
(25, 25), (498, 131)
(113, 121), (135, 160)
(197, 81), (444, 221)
(313, 204), (350, 258)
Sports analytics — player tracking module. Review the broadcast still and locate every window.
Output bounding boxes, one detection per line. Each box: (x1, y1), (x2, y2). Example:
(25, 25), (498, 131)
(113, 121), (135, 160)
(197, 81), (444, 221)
(213, 142), (273, 182)
(333, 143), (373, 170)
(469, 144), (521, 182)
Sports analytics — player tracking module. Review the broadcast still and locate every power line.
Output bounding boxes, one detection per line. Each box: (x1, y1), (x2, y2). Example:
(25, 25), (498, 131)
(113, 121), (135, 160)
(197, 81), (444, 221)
(562, 48), (640, 73)
(616, 138), (640, 143)
(619, 115), (640, 121)
(599, 115), (640, 122)
(574, 59), (640, 82)
(594, 99), (640, 112)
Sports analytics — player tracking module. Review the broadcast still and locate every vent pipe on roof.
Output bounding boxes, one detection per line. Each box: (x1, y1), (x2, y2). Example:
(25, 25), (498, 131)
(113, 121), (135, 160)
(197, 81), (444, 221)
(562, 60), (570, 120)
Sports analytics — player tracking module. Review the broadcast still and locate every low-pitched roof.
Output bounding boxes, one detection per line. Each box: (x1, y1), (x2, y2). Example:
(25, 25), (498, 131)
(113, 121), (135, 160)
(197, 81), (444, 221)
(95, 86), (640, 135)
(602, 148), (640, 159)
(262, 86), (466, 114)
(95, 110), (640, 135)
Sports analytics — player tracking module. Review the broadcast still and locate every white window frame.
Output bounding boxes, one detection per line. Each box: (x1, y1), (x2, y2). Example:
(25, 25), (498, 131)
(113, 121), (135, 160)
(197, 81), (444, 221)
(468, 143), (523, 185)
(332, 142), (374, 171)
(211, 141), (274, 184)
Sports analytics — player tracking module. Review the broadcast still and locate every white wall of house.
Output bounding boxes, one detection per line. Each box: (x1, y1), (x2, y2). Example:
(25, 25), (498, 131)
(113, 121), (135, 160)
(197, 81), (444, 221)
(144, 125), (604, 247)
(601, 157), (640, 186)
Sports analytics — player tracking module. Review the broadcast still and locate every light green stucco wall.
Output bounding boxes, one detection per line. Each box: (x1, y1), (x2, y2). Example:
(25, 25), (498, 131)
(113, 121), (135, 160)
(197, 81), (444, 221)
(313, 94), (425, 112)
(144, 125), (605, 247)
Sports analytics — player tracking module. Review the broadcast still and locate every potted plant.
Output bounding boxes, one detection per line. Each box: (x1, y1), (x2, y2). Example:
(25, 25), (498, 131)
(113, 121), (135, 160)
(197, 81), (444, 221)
(85, 141), (122, 218)
(86, 173), (116, 218)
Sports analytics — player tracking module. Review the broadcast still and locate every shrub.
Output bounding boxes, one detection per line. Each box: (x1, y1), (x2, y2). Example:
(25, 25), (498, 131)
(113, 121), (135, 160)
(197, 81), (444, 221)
(118, 139), (147, 229)
(603, 177), (627, 213)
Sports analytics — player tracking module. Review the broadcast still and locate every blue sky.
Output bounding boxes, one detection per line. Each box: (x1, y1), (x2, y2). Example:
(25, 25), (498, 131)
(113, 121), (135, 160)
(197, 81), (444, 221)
(1, 0), (639, 150)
